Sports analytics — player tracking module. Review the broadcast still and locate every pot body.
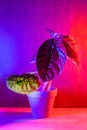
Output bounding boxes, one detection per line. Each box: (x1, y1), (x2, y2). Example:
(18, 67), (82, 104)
(27, 87), (57, 118)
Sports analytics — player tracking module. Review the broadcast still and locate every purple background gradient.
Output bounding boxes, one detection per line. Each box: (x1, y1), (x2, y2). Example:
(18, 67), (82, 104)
(0, 0), (87, 107)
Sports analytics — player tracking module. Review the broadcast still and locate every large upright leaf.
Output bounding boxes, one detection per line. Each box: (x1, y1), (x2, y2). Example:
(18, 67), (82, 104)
(62, 35), (79, 65)
(36, 39), (66, 82)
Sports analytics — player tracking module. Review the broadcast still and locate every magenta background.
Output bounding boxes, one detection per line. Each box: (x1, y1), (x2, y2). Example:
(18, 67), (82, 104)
(0, 0), (87, 107)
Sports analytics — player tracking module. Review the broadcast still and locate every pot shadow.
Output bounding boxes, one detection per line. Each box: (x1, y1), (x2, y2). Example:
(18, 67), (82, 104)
(0, 112), (36, 126)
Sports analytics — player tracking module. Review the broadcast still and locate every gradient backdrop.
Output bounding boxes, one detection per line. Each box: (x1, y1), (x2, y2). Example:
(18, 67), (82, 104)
(0, 0), (87, 107)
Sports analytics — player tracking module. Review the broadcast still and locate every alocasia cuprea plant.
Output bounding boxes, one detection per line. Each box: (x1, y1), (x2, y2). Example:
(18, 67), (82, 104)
(6, 29), (79, 94)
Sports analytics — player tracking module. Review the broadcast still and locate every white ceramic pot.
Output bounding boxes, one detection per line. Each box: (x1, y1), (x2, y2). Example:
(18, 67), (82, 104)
(27, 87), (57, 118)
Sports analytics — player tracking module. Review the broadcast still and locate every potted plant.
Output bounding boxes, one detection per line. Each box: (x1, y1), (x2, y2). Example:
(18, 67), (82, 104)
(6, 29), (79, 118)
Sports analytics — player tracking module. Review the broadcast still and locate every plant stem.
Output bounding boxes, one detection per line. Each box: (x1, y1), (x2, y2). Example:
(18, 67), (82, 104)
(42, 80), (52, 91)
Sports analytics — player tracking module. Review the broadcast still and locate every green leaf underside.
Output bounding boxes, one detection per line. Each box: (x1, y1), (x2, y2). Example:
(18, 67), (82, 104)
(7, 74), (40, 94)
